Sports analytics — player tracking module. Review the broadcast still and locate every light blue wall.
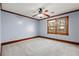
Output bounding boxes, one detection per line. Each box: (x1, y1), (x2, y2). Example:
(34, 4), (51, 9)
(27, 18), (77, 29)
(1, 11), (38, 43)
(0, 9), (1, 55)
(0, 10), (1, 42)
(39, 11), (79, 42)
(1, 11), (79, 43)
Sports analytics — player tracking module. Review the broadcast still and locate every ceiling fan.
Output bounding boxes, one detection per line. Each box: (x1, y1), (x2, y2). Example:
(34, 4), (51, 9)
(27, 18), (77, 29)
(32, 7), (54, 18)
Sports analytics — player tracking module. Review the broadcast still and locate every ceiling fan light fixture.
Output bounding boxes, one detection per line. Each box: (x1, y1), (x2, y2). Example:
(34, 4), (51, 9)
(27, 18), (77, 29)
(37, 14), (43, 17)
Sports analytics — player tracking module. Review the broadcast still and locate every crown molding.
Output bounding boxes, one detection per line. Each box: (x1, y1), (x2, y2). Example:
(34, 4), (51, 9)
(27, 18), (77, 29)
(1, 9), (41, 21)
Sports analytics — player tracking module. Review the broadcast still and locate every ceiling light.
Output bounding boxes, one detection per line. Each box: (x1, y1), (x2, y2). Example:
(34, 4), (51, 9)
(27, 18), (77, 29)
(37, 14), (43, 18)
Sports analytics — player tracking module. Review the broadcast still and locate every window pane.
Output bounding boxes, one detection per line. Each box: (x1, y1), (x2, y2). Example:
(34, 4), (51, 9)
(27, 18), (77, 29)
(58, 18), (66, 26)
(57, 17), (66, 32)
(48, 19), (56, 33)
(48, 16), (68, 35)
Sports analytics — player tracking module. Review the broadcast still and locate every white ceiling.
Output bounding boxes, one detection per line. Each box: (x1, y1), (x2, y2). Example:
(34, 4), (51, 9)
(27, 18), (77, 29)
(2, 3), (79, 20)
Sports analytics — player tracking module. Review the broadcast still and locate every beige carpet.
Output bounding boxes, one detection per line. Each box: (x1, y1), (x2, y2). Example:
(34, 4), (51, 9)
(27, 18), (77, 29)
(2, 38), (79, 56)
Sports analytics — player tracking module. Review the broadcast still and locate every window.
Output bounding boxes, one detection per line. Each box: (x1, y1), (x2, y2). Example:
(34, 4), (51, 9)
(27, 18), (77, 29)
(47, 16), (69, 35)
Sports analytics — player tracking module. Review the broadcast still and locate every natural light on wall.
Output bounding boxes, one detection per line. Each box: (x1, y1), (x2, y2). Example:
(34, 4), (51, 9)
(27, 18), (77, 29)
(17, 21), (35, 33)
(18, 21), (23, 25)
(25, 25), (35, 33)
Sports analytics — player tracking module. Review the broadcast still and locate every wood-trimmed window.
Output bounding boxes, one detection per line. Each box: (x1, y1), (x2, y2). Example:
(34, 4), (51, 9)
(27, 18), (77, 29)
(47, 16), (69, 35)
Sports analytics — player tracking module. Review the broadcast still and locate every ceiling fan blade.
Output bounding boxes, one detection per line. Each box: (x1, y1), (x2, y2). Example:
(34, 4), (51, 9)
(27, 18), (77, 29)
(44, 10), (49, 12)
(43, 13), (50, 18)
(32, 14), (38, 17)
(31, 8), (40, 13)
(32, 10), (38, 13)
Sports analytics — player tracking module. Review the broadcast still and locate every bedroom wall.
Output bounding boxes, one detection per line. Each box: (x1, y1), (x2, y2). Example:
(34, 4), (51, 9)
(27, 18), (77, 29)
(1, 11), (79, 43)
(1, 11), (38, 43)
(39, 11), (79, 43)
(0, 8), (1, 55)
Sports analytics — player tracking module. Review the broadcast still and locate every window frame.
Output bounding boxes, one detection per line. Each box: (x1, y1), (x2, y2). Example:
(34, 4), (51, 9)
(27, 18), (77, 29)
(47, 16), (69, 35)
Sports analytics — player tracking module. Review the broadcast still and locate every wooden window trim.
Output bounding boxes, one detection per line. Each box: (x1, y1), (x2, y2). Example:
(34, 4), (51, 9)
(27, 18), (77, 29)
(47, 16), (69, 35)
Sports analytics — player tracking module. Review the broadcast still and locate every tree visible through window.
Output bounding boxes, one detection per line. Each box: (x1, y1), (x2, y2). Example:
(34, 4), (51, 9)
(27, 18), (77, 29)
(47, 16), (69, 35)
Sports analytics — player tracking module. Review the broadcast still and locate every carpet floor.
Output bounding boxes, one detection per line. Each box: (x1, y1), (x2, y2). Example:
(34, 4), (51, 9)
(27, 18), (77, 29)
(2, 37), (79, 56)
